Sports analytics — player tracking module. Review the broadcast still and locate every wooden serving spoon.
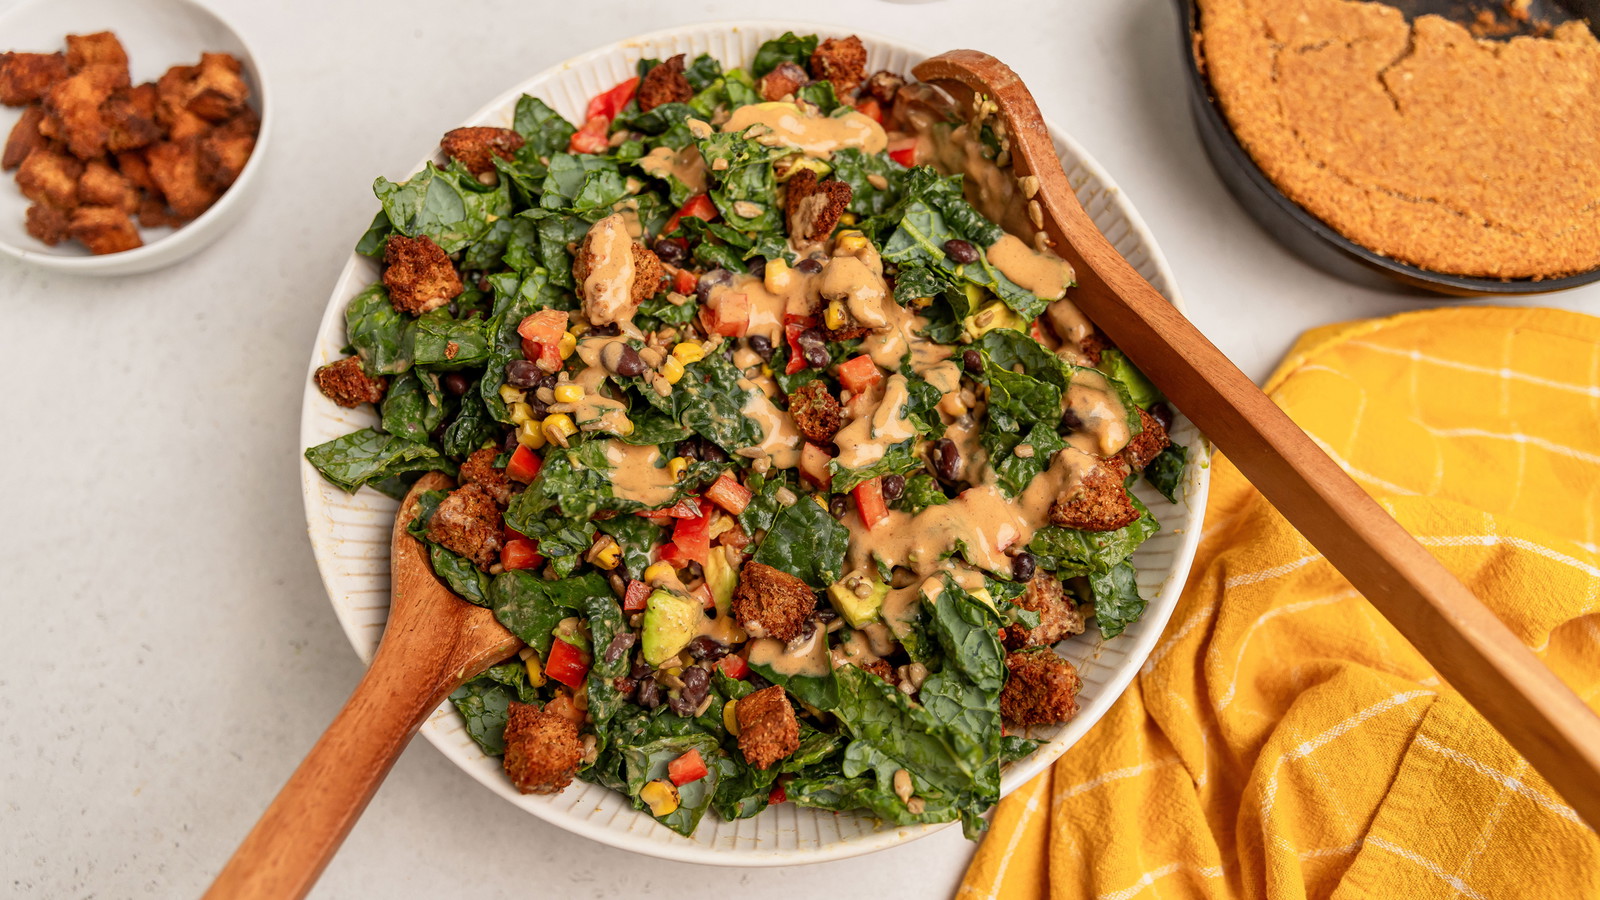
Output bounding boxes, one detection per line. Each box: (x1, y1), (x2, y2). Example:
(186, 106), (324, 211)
(206, 471), (520, 900)
(911, 50), (1600, 825)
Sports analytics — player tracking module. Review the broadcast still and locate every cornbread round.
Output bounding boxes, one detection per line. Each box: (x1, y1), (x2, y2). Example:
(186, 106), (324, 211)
(1199, 0), (1600, 279)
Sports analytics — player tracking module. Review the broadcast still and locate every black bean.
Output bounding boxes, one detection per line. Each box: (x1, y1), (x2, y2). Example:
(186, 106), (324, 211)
(588, 322), (620, 337)
(1059, 408), (1084, 433)
(537, 373), (559, 391)
(653, 236), (688, 267)
(670, 666), (711, 716)
(815, 603), (838, 623)
(636, 677), (662, 709)
(1011, 551), (1037, 583)
(943, 238), (979, 264)
(829, 495), (847, 517)
(796, 257), (823, 274)
(963, 348), (983, 374)
(675, 440), (702, 461)
(440, 373), (470, 396)
(747, 672), (772, 691)
(881, 473), (905, 502)
(685, 635), (729, 661)
(932, 438), (962, 483)
(796, 617), (817, 642)
(797, 327), (830, 369)
(697, 439), (729, 464)
(746, 257), (767, 279)
(1150, 401), (1174, 432)
(526, 395), (549, 419)
(696, 268), (733, 304)
(747, 334), (774, 360)
(603, 632), (637, 665)
(505, 359), (543, 389)
(610, 344), (646, 377)
(631, 661), (652, 680)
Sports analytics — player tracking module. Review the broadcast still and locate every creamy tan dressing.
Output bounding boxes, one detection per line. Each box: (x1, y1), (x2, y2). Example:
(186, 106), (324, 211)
(695, 612), (747, 646)
(1064, 370), (1132, 457)
(636, 144), (707, 194)
(845, 446), (1097, 577)
(987, 234), (1074, 300)
(1045, 297), (1095, 350)
(747, 628), (831, 678)
(611, 199), (644, 238)
(712, 268), (821, 343)
(580, 214), (637, 326)
(834, 374), (918, 469)
(603, 440), (677, 507)
(737, 378), (802, 469)
(721, 102), (888, 157)
(820, 255), (889, 328)
(859, 300), (951, 372)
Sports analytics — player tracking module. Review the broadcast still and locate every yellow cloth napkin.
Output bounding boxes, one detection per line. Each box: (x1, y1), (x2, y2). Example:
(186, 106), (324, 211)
(959, 306), (1600, 899)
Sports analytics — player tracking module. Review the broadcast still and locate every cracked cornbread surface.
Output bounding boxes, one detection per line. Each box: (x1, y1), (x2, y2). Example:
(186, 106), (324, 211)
(1199, 0), (1600, 278)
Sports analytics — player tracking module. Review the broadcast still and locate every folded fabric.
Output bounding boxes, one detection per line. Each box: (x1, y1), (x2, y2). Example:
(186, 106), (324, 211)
(959, 307), (1600, 899)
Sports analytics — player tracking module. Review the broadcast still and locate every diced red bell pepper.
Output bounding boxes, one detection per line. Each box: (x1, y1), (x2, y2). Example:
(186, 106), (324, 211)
(668, 748), (709, 786)
(586, 76), (640, 122)
(501, 538), (544, 571)
(706, 291), (750, 337)
(544, 638), (591, 690)
(836, 355), (883, 395)
(1029, 319), (1046, 342)
(888, 137), (918, 167)
(671, 499), (712, 566)
(662, 193), (718, 236)
(671, 266), (698, 295)
(853, 96), (884, 125)
(506, 445), (542, 483)
(705, 471), (753, 515)
(656, 541), (692, 568)
(569, 115), (611, 154)
(853, 477), (890, 531)
(800, 442), (833, 491)
(717, 653), (750, 679)
(623, 579), (651, 612)
(648, 497), (703, 519)
(692, 583), (715, 610)
(768, 780), (787, 805)
(784, 316), (817, 375)
(719, 521), (751, 550)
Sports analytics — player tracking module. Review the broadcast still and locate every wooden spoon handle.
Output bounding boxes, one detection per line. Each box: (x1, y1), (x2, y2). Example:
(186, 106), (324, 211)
(914, 50), (1600, 826)
(203, 638), (452, 900)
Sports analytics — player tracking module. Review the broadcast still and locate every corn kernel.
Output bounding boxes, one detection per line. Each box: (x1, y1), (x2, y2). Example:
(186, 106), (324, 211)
(542, 413), (577, 447)
(838, 212), (857, 226)
(668, 456), (689, 480)
(553, 383), (584, 403)
(814, 495), (830, 512)
(660, 356), (686, 385)
(518, 648), (547, 688)
(723, 699), (741, 736)
(824, 299), (847, 331)
(836, 230), (868, 252)
(644, 562), (676, 582)
(640, 780), (680, 817)
(909, 295), (933, 309)
(670, 342), (705, 365)
(508, 401), (535, 426)
(516, 420), (547, 449)
(615, 416), (634, 436)
(498, 384), (526, 405)
(763, 257), (791, 293)
(592, 543), (621, 570)
(557, 331), (577, 360)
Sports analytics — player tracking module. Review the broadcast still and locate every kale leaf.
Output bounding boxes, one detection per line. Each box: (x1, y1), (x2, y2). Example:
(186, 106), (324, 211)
(345, 284), (414, 376)
(751, 32), (818, 77)
(1089, 559), (1145, 638)
(1145, 444), (1188, 503)
(752, 491), (849, 589)
(304, 428), (451, 493)
(1028, 495), (1159, 576)
(374, 162), (511, 254)
(380, 370), (446, 442)
(489, 570), (610, 657)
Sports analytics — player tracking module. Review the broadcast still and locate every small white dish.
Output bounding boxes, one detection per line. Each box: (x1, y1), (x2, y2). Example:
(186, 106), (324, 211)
(300, 21), (1211, 865)
(0, 0), (270, 275)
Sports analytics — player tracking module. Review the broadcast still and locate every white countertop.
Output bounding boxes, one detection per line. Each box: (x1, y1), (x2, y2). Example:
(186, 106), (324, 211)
(2, 0), (1596, 896)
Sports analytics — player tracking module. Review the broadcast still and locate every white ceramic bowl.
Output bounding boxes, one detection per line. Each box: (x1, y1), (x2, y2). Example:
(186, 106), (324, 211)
(0, 0), (271, 275)
(300, 21), (1211, 866)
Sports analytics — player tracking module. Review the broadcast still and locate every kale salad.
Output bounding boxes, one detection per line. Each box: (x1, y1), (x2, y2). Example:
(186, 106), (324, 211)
(305, 32), (1189, 840)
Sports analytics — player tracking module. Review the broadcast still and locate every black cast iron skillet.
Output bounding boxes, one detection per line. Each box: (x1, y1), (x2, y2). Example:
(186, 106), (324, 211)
(1175, 0), (1600, 296)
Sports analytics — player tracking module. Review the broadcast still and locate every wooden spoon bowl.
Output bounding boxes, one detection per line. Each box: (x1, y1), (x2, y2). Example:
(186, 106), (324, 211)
(206, 471), (519, 900)
(912, 49), (1600, 826)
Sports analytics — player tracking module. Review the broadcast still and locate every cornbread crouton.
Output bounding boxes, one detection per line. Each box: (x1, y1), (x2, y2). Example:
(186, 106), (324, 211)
(439, 126), (524, 176)
(383, 234), (463, 316)
(1000, 650), (1081, 727)
(732, 561), (815, 643)
(735, 685), (800, 770)
(638, 53), (693, 112)
(502, 702), (582, 794)
(314, 356), (388, 408)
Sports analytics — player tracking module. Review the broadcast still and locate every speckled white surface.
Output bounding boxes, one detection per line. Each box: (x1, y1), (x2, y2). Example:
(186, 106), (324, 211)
(2, 0), (1596, 897)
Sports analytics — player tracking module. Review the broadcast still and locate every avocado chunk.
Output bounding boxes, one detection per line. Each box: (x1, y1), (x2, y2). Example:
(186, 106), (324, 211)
(704, 549), (738, 616)
(962, 295), (1024, 339)
(642, 589), (702, 666)
(827, 568), (888, 629)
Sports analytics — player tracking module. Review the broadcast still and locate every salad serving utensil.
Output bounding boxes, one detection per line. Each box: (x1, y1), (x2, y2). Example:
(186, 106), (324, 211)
(911, 50), (1600, 826)
(206, 472), (519, 900)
